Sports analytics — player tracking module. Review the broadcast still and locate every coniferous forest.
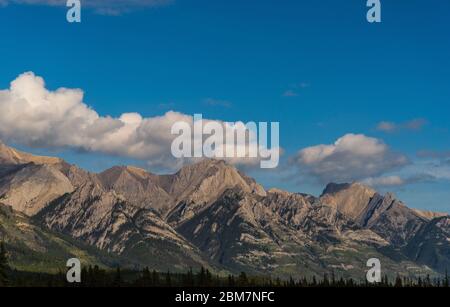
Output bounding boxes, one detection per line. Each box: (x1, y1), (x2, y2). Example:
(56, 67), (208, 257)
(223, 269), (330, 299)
(0, 242), (448, 288)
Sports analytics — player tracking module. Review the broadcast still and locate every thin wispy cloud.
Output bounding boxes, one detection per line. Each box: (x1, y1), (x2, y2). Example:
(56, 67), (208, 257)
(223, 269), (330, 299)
(282, 90), (298, 97)
(376, 118), (428, 133)
(157, 102), (176, 110)
(363, 175), (405, 187)
(363, 173), (436, 188)
(203, 98), (232, 108)
(282, 82), (310, 97)
(0, 0), (173, 15)
(417, 150), (450, 159)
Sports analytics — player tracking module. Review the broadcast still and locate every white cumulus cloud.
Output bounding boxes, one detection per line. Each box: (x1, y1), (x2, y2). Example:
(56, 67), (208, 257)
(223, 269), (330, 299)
(0, 72), (279, 170)
(293, 133), (408, 184)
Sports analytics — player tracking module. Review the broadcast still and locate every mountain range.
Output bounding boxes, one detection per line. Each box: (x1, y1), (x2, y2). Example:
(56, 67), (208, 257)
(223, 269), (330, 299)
(0, 140), (448, 279)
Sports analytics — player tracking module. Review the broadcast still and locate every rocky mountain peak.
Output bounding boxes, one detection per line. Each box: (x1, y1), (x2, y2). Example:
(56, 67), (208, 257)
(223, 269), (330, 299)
(0, 163), (74, 216)
(412, 209), (449, 221)
(125, 165), (151, 178)
(97, 165), (171, 213)
(0, 141), (63, 166)
(164, 159), (266, 225)
(173, 158), (229, 179)
(168, 158), (265, 200)
(267, 188), (291, 196)
(98, 165), (153, 188)
(320, 182), (376, 221)
(321, 182), (376, 197)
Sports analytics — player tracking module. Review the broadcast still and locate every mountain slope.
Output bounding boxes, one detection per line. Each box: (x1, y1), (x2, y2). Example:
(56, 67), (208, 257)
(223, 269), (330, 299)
(320, 183), (429, 247)
(412, 209), (449, 221)
(98, 166), (173, 214)
(36, 182), (214, 272)
(362, 193), (426, 246)
(0, 203), (118, 273)
(0, 141), (448, 278)
(404, 216), (450, 273)
(0, 141), (62, 166)
(0, 163), (74, 216)
(320, 183), (376, 221)
(177, 188), (434, 278)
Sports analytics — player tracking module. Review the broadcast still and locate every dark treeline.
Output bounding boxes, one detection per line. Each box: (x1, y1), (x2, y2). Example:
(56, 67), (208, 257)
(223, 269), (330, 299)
(0, 242), (449, 288)
(4, 266), (450, 288)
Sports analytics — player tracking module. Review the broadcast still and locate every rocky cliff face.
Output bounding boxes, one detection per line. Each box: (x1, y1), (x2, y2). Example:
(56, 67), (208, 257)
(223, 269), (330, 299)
(320, 183), (428, 247)
(404, 216), (450, 273)
(98, 166), (173, 214)
(36, 180), (213, 272)
(0, 142), (448, 277)
(320, 183), (376, 222)
(0, 203), (114, 272)
(165, 159), (266, 226)
(0, 163), (74, 216)
(176, 186), (439, 278)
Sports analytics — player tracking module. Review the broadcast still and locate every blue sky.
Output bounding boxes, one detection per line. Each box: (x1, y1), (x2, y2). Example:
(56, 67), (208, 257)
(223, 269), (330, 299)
(0, 0), (449, 212)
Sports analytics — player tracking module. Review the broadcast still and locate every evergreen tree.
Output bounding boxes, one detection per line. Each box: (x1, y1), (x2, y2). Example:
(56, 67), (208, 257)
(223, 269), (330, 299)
(322, 273), (330, 287)
(288, 276), (295, 287)
(238, 272), (248, 286)
(227, 274), (235, 287)
(142, 267), (151, 286)
(444, 269), (449, 288)
(113, 267), (123, 287)
(152, 270), (160, 286)
(80, 267), (88, 287)
(0, 242), (9, 286)
(275, 277), (281, 287)
(197, 267), (206, 286)
(92, 265), (105, 287)
(331, 270), (336, 286)
(425, 274), (431, 287)
(183, 268), (194, 286)
(205, 269), (213, 286)
(165, 270), (172, 287)
(382, 275), (389, 287)
(394, 275), (403, 287)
